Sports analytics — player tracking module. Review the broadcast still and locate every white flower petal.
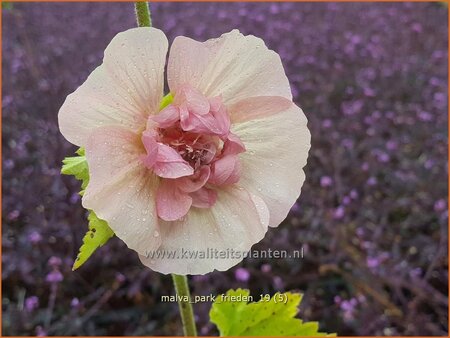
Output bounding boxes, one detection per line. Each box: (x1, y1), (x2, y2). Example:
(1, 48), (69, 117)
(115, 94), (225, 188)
(233, 103), (310, 227)
(59, 27), (168, 146)
(168, 30), (291, 105)
(82, 126), (161, 255)
(139, 187), (269, 275)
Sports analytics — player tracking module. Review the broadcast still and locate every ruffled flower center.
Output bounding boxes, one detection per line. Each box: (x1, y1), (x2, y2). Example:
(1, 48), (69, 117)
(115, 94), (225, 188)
(140, 84), (245, 221)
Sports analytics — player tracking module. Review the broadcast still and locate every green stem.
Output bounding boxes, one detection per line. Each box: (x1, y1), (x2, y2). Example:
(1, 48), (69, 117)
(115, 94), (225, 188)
(172, 274), (198, 336)
(134, 1), (152, 27)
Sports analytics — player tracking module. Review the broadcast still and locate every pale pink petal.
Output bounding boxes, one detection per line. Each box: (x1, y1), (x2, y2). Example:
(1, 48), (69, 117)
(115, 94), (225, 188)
(168, 30), (291, 105)
(209, 96), (223, 112)
(139, 187), (269, 275)
(153, 144), (194, 178)
(210, 103), (231, 138)
(190, 187), (217, 208)
(156, 179), (192, 221)
(82, 126), (161, 255)
(228, 96), (293, 123)
(141, 130), (159, 168)
(232, 103), (310, 227)
(178, 166), (210, 193)
(152, 105), (180, 128)
(208, 155), (240, 186)
(174, 85), (210, 116)
(178, 99), (227, 136)
(222, 133), (246, 156)
(59, 28), (168, 146)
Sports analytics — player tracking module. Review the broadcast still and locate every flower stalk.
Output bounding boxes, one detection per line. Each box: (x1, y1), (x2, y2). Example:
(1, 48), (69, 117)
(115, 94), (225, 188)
(134, 1), (152, 27)
(172, 274), (198, 336)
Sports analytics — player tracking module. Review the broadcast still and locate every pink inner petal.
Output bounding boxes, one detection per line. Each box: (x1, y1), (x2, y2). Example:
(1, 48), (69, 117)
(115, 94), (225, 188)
(152, 105), (180, 128)
(190, 187), (218, 208)
(222, 132), (246, 156)
(156, 179), (192, 221)
(153, 143), (194, 178)
(178, 165), (211, 193)
(175, 85), (210, 116)
(141, 84), (248, 220)
(141, 130), (159, 168)
(208, 155), (241, 186)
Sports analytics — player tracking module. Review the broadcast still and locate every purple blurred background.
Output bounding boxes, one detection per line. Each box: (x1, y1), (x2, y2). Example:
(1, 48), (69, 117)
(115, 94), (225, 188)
(2, 1), (448, 336)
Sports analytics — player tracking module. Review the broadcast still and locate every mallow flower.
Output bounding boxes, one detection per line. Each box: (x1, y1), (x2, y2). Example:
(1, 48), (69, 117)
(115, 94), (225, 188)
(58, 28), (310, 275)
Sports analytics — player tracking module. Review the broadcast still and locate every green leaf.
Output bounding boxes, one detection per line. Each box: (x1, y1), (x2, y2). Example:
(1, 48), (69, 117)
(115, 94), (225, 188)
(62, 148), (114, 269)
(61, 147), (89, 193)
(72, 211), (114, 270)
(210, 289), (335, 336)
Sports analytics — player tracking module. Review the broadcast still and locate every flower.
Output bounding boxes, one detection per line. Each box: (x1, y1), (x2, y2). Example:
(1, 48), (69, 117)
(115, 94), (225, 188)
(25, 296), (39, 312)
(58, 28), (310, 275)
(45, 270), (63, 283)
(320, 176), (333, 187)
(234, 267), (250, 282)
(333, 205), (345, 220)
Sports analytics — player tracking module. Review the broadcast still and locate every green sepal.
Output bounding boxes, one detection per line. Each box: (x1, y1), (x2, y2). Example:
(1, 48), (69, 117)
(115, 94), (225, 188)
(209, 288), (335, 336)
(159, 93), (174, 110)
(72, 211), (114, 270)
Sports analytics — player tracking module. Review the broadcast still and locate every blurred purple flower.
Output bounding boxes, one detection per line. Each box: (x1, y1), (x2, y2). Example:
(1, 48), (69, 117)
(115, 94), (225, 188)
(434, 199), (447, 212)
(70, 297), (80, 308)
(335, 296), (358, 322)
(376, 152), (390, 163)
(342, 196), (351, 205)
(36, 326), (47, 337)
(4, 159), (14, 169)
(25, 296), (39, 312)
(342, 100), (363, 116)
(361, 162), (369, 171)
(8, 210), (20, 221)
(411, 23), (422, 33)
(386, 140), (398, 151)
(363, 87), (376, 97)
(367, 177), (377, 186)
(273, 276), (284, 289)
(424, 159), (435, 169)
(48, 256), (62, 267)
(28, 231), (42, 244)
(350, 189), (359, 199)
(341, 138), (354, 149)
(70, 192), (81, 204)
(320, 176), (333, 187)
(418, 111), (433, 122)
(366, 257), (380, 269)
(322, 119), (332, 129)
(115, 272), (126, 283)
(333, 206), (345, 220)
(235, 267), (250, 282)
(46, 270), (63, 283)
(261, 264), (271, 273)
